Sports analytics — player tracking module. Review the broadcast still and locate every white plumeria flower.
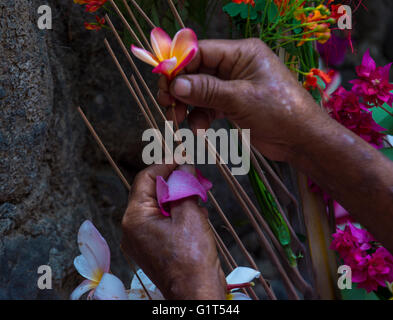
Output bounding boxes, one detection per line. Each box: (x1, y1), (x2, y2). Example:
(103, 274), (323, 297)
(71, 220), (128, 300)
(129, 269), (164, 300)
(226, 267), (261, 300)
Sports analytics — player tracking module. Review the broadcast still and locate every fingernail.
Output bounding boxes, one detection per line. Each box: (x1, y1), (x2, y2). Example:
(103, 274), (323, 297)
(173, 78), (191, 97)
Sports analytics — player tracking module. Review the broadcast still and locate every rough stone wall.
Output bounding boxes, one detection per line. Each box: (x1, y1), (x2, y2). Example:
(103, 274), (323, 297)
(0, 0), (150, 299)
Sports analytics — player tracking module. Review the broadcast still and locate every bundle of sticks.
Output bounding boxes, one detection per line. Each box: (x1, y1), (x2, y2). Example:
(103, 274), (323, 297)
(77, 0), (317, 300)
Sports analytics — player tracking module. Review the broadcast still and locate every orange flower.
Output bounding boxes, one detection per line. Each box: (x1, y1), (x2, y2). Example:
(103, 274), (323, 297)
(295, 5), (335, 46)
(84, 16), (105, 31)
(303, 68), (334, 91)
(232, 0), (255, 7)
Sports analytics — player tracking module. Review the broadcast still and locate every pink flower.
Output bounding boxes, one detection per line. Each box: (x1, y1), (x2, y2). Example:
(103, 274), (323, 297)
(131, 28), (198, 80)
(330, 223), (372, 259)
(331, 223), (393, 293)
(156, 167), (212, 216)
(71, 220), (128, 300)
(325, 86), (385, 148)
(349, 50), (393, 108)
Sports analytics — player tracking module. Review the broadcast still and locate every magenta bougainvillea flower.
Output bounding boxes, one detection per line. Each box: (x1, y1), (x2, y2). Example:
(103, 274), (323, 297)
(71, 220), (128, 300)
(131, 27), (198, 80)
(331, 223), (393, 293)
(325, 86), (385, 148)
(350, 50), (393, 108)
(156, 168), (212, 216)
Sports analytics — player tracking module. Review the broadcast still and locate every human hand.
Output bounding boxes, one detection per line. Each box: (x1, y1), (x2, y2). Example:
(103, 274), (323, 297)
(157, 38), (331, 162)
(121, 164), (227, 300)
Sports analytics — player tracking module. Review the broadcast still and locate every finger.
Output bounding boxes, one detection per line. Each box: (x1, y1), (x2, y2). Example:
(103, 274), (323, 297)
(158, 75), (169, 92)
(187, 108), (213, 134)
(157, 89), (174, 107)
(169, 74), (244, 114)
(169, 165), (209, 223)
(129, 163), (178, 203)
(165, 102), (187, 123)
(185, 39), (255, 79)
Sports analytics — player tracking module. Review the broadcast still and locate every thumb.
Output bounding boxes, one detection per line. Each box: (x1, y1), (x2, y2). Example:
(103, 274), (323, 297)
(169, 165), (209, 223)
(170, 74), (240, 112)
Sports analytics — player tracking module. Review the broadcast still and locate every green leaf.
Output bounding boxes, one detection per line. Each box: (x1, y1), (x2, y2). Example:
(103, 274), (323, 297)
(223, 2), (258, 20)
(255, 0), (266, 11)
(223, 2), (247, 18)
(341, 284), (379, 300)
(380, 147), (393, 161)
(372, 104), (393, 132)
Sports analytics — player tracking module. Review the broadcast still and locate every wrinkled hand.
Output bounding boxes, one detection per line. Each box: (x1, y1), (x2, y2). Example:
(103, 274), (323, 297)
(121, 164), (226, 300)
(158, 38), (328, 162)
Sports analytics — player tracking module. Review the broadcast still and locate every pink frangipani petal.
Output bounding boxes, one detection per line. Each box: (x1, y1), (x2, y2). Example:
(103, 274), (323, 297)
(152, 57), (178, 78)
(150, 27), (172, 61)
(171, 48), (198, 79)
(156, 169), (212, 216)
(131, 45), (159, 67)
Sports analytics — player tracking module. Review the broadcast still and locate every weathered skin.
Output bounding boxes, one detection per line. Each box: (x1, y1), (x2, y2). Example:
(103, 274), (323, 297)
(122, 164), (227, 300)
(123, 38), (393, 299)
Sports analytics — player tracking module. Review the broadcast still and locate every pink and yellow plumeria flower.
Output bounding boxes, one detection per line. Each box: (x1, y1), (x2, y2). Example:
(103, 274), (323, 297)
(131, 27), (198, 80)
(71, 220), (128, 300)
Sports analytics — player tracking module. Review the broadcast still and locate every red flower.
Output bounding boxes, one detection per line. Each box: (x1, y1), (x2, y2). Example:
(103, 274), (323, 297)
(232, 0), (255, 7)
(303, 68), (335, 100)
(74, 0), (107, 13)
(84, 16), (105, 31)
(350, 50), (393, 108)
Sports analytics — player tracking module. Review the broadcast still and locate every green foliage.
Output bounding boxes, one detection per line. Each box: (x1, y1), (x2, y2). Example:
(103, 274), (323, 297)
(372, 104), (393, 135)
(248, 163), (298, 266)
(341, 284), (379, 300)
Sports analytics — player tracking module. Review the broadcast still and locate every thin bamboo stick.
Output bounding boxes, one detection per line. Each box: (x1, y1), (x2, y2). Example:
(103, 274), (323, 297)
(122, 0), (153, 52)
(167, 0), (185, 28)
(210, 223), (257, 300)
(208, 191), (277, 299)
(109, 0), (145, 49)
(128, 0), (156, 29)
(77, 107), (131, 191)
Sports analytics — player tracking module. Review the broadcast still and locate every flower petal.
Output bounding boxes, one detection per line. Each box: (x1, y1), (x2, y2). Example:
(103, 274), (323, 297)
(170, 28), (198, 68)
(70, 280), (95, 300)
(152, 57), (178, 78)
(93, 273), (128, 300)
(74, 255), (97, 281)
(129, 269), (164, 300)
(231, 292), (252, 300)
(171, 48), (198, 78)
(78, 220), (110, 277)
(226, 267), (260, 285)
(150, 27), (172, 61)
(131, 45), (159, 67)
(156, 169), (212, 216)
